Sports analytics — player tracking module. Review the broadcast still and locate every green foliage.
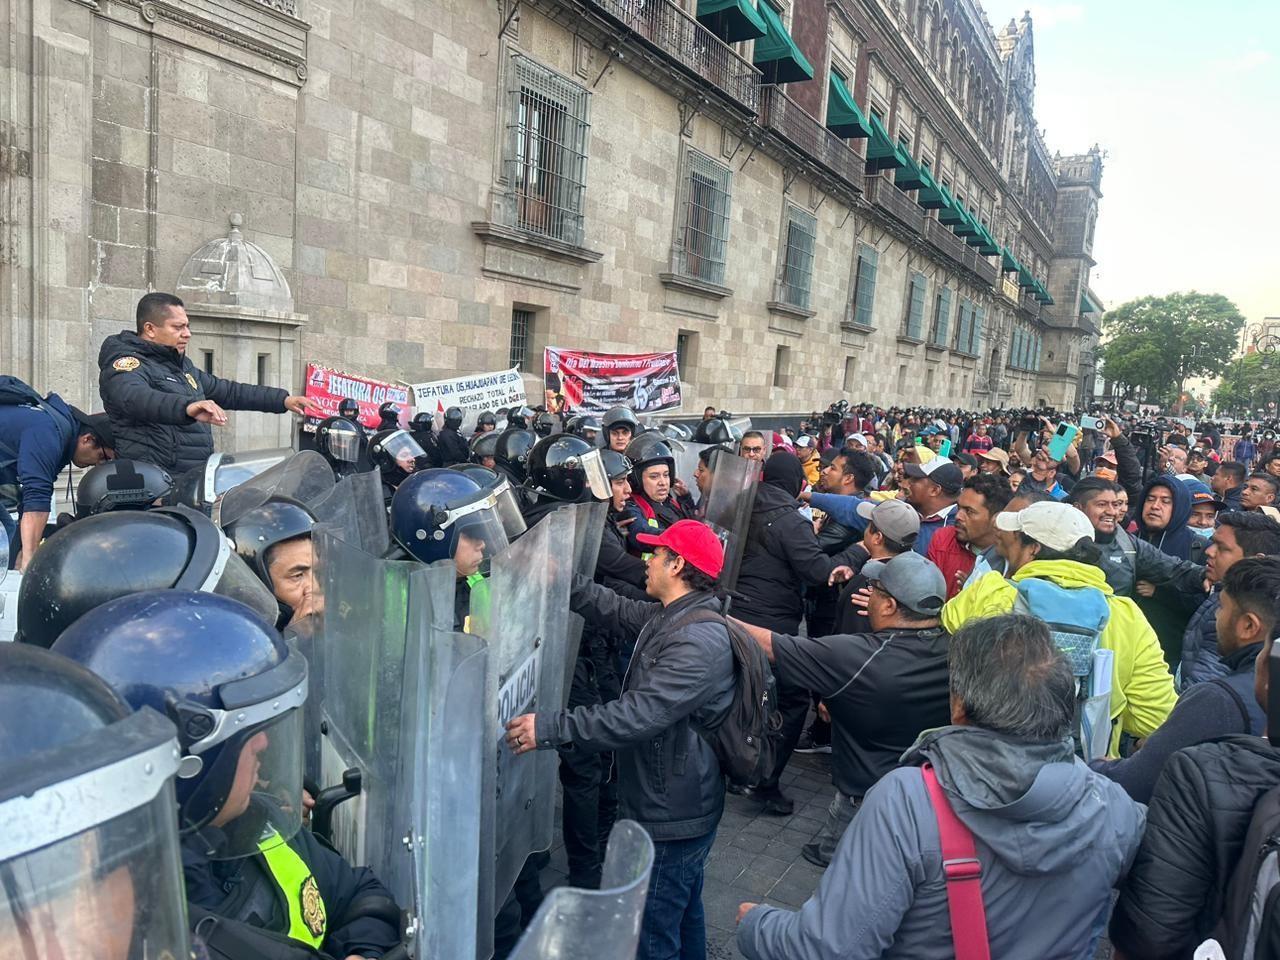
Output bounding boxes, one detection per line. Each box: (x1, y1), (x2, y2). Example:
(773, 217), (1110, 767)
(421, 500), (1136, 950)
(1099, 292), (1246, 402)
(1213, 352), (1280, 414)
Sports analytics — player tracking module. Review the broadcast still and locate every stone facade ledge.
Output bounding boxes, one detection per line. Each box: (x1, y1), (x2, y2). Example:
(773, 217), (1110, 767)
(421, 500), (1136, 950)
(471, 221), (603, 266)
(765, 300), (816, 321)
(896, 335), (925, 347)
(659, 272), (732, 301)
(839, 321), (876, 335)
(924, 341), (948, 354)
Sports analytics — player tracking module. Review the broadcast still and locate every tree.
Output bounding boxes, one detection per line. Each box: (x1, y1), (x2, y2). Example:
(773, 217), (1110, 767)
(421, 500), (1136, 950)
(1213, 352), (1280, 416)
(1099, 292), (1246, 408)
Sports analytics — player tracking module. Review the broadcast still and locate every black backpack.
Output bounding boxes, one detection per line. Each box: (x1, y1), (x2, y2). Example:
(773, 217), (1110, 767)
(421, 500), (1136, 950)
(1214, 784), (1280, 960)
(669, 606), (782, 786)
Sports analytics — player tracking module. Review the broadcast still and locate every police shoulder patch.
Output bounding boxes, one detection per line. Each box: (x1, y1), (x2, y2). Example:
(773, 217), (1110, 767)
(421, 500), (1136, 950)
(112, 356), (141, 372)
(300, 874), (326, 938)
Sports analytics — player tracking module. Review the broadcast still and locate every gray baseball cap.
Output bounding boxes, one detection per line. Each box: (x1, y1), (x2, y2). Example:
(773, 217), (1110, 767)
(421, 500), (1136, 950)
(856, 497), (920, 546)
(861, 552), (947, 617)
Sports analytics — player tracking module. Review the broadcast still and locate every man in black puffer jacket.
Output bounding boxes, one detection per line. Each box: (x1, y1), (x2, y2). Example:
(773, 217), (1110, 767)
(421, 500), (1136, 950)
(99, 293), (311, 475)
(733, 451), (861, 815)
(1110, 556), (1280, 958)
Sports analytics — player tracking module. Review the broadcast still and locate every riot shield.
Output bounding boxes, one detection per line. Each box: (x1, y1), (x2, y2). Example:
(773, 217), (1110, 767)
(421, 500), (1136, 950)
(474, 507), (574, 959)
(510, 820), (655, 960)
(311, 468), (389, 555)
(313, 525), (487, 960)
(213, 450), (336, 526)
(702, 452), (760, 593)
(672, 440), (710, 502)
(562, 499), (608, 694)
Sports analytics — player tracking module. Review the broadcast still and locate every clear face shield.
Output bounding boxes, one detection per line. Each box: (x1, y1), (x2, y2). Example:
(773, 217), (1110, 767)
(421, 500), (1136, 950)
(0, 525), (7, 586)
(201, 536), (287, 625)
(0, 711), (190, 960)
(321, 422), (362, 464)
(378, 429), (429, 473)
(179, 651), (308, 860)
(443, 496), (512, 578)
(209, 449), (295, 499)
(577, 449), (612, 502)
(489, 478), (529, 541)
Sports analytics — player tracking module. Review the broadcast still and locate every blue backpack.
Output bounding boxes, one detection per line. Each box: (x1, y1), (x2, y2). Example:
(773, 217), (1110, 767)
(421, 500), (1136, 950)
(1011, 577), (1114, 760)
(0, 375), (46, 409)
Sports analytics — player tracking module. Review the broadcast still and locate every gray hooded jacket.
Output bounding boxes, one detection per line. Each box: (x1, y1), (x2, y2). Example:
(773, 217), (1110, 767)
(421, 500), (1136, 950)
(737, 726), (1146, 960)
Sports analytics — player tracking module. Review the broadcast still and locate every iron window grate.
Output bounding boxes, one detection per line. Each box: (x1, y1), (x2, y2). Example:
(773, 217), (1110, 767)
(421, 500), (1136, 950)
(777, 206), (817, 310)
(673, 150), (732, 286)
(510, 308), (533, 370)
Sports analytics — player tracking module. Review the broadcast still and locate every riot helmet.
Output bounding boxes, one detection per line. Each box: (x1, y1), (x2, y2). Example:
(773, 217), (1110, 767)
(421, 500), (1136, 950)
(444, 406), (465, 430)
(625, 433), (677, 495)
(602, 406), (640, 433)
(693, 417), (734, 445)
(223, 497), (316, 589)
(533, 411), (559, 438)
(507, 406), (535, 429)
(315, 416), (365, 475)
(470, 429), (501, 466)
(53, 591), (308, 862)
(0, 644), (190, 960)
(75, 459), (174, 518)
(16, 505), (279, 648)
(495, 428), (537, 482)
(660, 422), (692, 442)
(390, 469), (512, 568)
(527, 434), (611, 504)
(451, 463), (529, 540)
(369, 428), (429, 482)
(477, 411), (498, 432)
(337, 397), (361, 422)
(601, 449), (633, 482)
(377, 400), (401, 430)
(170, 448), (294, 517)
(410, 411), (435, 435)
(565, 415), (602, 445)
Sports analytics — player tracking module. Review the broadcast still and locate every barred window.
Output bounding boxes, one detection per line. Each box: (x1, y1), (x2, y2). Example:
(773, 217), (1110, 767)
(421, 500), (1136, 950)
(971, 306), (985, 356)
(955, 298), (972, 353)
(849, 243), (878, 328)
(903, 273), (927, 339)
(674, 150), (732, 285)
(930, 286), (952, 346)
(509, 308), (533, 370)
(505, 54), (591, 246)
(777, 206), (817, 310)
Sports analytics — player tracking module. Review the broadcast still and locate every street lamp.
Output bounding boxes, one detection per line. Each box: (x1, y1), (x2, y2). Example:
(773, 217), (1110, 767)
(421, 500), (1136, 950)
(1257, 334), (1278, 418)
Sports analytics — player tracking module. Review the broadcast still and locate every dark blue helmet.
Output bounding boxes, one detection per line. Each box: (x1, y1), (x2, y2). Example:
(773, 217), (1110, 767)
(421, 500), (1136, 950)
(52, 590), (307, 862)
(390, 468), (511, 565)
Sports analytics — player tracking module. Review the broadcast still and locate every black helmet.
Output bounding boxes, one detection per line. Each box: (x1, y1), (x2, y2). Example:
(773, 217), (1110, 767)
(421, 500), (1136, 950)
(17, 506), (279, 648)
(223, 496), (316, 587)
(693, 418), (735, 445)
(494, 428), (537, 482)
(470, 430), (501, 463)
(660, 422), (692, 442)
(565, 415), (601, 441)
(410, 411), (435, 434)
(601, 449), (632, 482)
(0, 643), (191, 958)
(53, 590), (308, 862)
(337, 397), (361, 421)
(477, 411), (497, 430)
(75, 458), (174, 517)
(533, 411), (559, 438)
(526, 434), (611, 503)
(506, 406), (534, 429)
(444, 406), (465, 430)
(377, 401), (401, 430)
(369, 428), (429, 481)
(625, 433), (676, 488)
(315, 416), (365, 471)
(390, 469), (511, 566)
(602, 406), (640, 433)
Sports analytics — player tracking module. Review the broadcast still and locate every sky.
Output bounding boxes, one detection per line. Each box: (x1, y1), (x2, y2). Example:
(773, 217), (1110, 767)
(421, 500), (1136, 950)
(986, 1), (1280, 335)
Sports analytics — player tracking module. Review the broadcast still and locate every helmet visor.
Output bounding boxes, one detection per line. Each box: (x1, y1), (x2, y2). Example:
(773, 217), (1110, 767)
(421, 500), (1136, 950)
(323, 424), (362, 463)
(378, 430), (428, 473)
(577, 449), (612, 502)
(0, 525), (7, 585)
(491, 480), (529, 541)
(443, 497), (512, 575)
(184, 709), (306, 860)
(209, 550), (284, 625)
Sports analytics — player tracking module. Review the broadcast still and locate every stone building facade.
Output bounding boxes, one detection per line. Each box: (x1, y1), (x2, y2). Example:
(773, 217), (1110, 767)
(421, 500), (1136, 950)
(2, 0), (1104, 436)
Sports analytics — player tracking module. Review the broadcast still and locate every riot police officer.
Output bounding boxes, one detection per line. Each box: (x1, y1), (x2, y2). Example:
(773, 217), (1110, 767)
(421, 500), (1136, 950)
(450, 463), (529, 541)
(692, 416), (737, 446)
(0, 643), (191, 960)
(493, 427), (537, 488)
(224, 496), (317, 629)
(409, 411), (442, 467)
(52, 590), (404, 959)
(375, 400), (400, 431)
(522, 433), (611, 527)
(622, 432), (695, 555)
(476, 411), (498, 433)
(565, 414), (601, 447)
(314, 415), (366, 478)
(16, 504), (280, 647)
(506, 406), (534, 430)
(337, 397), (361, 423)
(601, 406), (640, 453)
(437, 406), (471, 466)
(532, 411), (558, 438)
(368, 428), (430, 505)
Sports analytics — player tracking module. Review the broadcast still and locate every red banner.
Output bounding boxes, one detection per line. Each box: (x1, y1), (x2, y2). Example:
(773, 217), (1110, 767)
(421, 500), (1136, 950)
(544, 348), (682, 416)
(302, 362), (412, 430)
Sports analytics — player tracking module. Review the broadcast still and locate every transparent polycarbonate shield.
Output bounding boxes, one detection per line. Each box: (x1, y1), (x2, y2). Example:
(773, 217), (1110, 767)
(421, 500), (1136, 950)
(702, 453), (761, 593)
(474, 507), (574, 959)
(673, 441), (711, 503)
(562, 499), (608, 695)
(0, 524), (7, 585)
(312, 469), (389, 555)
(207, 446), (296, 499)
(509, 820), (655, 960)
(213, 449), (336, 527)
(314, 526), (486, 960)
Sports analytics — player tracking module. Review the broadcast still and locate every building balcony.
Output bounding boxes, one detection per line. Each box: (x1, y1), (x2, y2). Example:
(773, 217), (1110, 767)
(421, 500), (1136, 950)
(972, 255), (998, 287)
(580, 0), (761, 112)
(924, 217), (970, 269)
(864, 176), (922, 234)
(759, 85), (863, 193)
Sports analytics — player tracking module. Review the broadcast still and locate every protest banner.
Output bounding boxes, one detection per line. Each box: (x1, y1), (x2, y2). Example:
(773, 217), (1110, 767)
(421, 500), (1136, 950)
(410, 367), (529, 421)
(303, 362), (412, 431)
(544, 348), (682, 415)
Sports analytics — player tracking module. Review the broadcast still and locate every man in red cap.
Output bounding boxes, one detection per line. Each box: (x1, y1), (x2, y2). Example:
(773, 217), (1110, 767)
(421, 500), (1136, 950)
(505, 519), (735, 960)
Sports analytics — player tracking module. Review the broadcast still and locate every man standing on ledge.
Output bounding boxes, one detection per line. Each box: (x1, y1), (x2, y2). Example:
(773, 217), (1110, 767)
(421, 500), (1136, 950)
(99, 293), (313, 475)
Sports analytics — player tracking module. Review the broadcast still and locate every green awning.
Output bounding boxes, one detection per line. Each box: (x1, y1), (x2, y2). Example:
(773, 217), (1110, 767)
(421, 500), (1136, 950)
(696, 0), (767, 41)
(964, 215), (987, 247)
(825, 72), (871, 139)
(1001, 249), (1019, 273)
(753, 1), (814, 84)
(916, 168), (948, 209)
(938, 187), (966, 224)
(1017, 266), (1036, 288)
(1080, 291), (1103, 315)
(894, 152), (927, 190)
(864, 114), (907, 171)
(952, 206), (979, 238)
(978, 226), (1000, 256)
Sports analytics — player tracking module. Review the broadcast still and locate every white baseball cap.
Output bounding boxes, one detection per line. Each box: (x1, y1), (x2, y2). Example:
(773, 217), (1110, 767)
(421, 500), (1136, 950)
(994, 501), (1095, 552)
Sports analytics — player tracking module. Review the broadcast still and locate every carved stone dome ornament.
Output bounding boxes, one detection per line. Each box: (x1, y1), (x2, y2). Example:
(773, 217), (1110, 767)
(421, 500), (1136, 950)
(175, 213), (294, 312)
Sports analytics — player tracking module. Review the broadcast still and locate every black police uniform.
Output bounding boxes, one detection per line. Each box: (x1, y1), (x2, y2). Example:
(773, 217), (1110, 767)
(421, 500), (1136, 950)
(436, 426), (470, 466)
(98, 330), (289, 474)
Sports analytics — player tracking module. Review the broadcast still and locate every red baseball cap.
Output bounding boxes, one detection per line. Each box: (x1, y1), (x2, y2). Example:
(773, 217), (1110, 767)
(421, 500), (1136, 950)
(636, 519), (725, 578)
